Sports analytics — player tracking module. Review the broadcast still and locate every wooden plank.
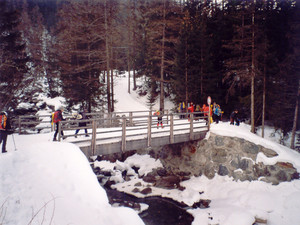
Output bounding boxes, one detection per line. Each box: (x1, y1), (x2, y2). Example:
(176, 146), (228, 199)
(147, 112), (152, 147)
(91, 120), (97, 155)
(170, 114), (174, 144)
(190, 114), (194, 140)
(121, 117), (126, 152)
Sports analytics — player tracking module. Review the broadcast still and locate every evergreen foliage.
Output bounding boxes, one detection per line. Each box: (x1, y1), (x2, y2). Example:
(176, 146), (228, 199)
(0, 0), (29, 110)
(0, 0), (298, 137)
(55, 1), (107, 111)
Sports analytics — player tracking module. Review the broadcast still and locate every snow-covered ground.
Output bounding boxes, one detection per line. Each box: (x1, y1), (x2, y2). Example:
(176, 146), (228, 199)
(1, 73), (300, 225)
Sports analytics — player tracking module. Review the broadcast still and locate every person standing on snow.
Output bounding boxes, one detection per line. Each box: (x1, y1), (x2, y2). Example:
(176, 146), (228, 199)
(52, 107), (65, 141)
(0, 111), (12, 153)
(230, 109), (240, 126)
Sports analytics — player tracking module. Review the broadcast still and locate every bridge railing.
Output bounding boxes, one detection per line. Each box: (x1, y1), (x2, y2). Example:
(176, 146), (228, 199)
(56, 111), (209, 155)
(15, 110), (171, 134)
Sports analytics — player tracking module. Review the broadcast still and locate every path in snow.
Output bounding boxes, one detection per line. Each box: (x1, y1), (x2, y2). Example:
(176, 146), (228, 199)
(114, 73), (149, 112)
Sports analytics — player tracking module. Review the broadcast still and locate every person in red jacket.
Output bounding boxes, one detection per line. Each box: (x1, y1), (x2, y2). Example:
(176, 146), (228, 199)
(203, 104), (211, 124)
(203, 104), (209, 116)
(187, 102), (194, 121)
(52, 107), (65, 141)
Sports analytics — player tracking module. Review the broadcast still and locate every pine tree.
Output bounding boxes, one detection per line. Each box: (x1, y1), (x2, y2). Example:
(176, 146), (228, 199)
(55, 0), (107, 111)
(143, 0), (182, 110)
(0, 0), (29, 110)
(172, 0), (223, 108)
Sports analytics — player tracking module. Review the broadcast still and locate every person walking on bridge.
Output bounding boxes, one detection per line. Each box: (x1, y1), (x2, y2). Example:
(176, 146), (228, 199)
(154, 108), (164, 128)
(52, 106), (65, 141)
(74, 108), (89, 138)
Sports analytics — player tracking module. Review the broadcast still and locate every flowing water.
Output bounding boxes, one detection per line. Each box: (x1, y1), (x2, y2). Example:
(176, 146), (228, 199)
(104, 187), (194, 225)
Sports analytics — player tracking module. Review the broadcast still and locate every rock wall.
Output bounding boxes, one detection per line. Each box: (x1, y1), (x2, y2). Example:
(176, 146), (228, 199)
(149, 133), (299, 185)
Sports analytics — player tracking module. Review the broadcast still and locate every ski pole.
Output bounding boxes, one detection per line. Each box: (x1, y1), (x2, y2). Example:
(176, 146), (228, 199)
(12, 133), (17, 151)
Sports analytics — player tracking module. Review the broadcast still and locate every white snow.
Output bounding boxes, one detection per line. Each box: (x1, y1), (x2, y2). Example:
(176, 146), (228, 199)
(1, 73), (300, 225)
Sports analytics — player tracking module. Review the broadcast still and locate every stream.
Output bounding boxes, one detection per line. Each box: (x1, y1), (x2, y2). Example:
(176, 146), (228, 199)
(104, 187), (194, 225)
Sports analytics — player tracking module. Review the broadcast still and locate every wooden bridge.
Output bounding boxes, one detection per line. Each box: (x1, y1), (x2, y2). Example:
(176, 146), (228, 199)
(17, 110), (210, 157)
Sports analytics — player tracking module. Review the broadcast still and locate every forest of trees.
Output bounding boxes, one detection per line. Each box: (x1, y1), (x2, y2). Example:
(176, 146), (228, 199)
(0, 0), (299, 146)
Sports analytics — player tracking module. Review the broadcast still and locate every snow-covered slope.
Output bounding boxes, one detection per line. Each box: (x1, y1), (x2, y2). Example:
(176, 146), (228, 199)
(114, 72), (175, 112)
(0, 133), (144, 225)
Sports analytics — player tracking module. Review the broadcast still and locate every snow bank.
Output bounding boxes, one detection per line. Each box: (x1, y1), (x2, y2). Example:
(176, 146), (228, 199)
(0, 134), (144, 225)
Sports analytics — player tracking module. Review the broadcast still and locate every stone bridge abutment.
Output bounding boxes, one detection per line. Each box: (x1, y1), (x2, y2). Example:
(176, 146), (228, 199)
(146, 133), (299, 185)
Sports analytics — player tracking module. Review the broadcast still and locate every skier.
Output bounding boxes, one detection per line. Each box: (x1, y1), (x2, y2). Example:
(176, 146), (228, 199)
(52, 107), (65, 141)
(230, 110), (240, 126)
(0, 111), (12, 153)
(74, 108), (89, 138)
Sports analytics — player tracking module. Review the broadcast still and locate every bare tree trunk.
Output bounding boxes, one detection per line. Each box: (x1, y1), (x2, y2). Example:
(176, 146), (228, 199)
(262, 37), (267, 138)
(262, 63), (266, 138)
(127, 0), (131, 94)
(111, 68), (114, 112)
(133, 0), (137, 91)
(185, 38), (188, 108)
(105, 0), (111, 113)
(127, 48), (131, 94)
(291, 80), (300, 149)
(251, 0), (256, 133)
(200, 44), (203, 98)
(159, 0), (166, 111)
(133, 67), (136, 90)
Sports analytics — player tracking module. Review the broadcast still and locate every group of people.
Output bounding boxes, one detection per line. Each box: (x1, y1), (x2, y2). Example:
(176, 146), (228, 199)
(177, 101), (240, 125)
(51, 107), (89, 141)
(178, 101), (223, 124)
(178, 102), (207, 120)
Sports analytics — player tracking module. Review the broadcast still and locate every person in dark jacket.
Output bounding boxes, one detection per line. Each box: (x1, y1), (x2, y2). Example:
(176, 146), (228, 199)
(75, 109), (89, 137)
(52, 107), (65, 141)
(0, 111), (12, 153)
(154, 108), (164, 128)
(230, 110), (240, 126)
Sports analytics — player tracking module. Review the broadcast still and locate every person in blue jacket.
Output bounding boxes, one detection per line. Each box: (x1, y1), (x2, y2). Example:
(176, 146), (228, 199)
(213, 104), (221, 124)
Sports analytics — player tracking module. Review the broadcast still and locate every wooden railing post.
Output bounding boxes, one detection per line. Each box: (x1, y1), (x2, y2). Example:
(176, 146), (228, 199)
(18, 116), (22, 134)
(129, 112), (133, 126)
(208, 108), (211, 131)
(121, 117), (126, 152)
(147, 111), (152, 147)
(58, 122), (62, 141)
(91, 120), (97, 155)
(170, 114), (174, 144)
(190, 113), (194, 140)
(166, 109), (169, 124)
